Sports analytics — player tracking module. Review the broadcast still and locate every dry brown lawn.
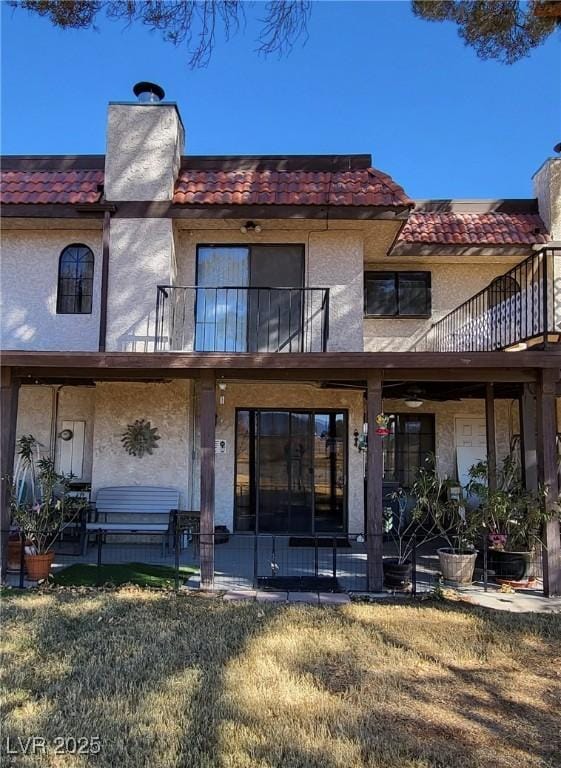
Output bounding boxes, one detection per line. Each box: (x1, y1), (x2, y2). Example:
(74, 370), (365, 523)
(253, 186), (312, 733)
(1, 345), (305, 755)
(1, 588), (560, 768)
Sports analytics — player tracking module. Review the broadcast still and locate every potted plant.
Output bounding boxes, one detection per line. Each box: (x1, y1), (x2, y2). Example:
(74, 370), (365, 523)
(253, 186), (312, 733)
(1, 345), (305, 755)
(467, 457), (551, 586)
(410, 455), (479, 585)
(10, 436), (85, 581)
(382, 486), (442, 590)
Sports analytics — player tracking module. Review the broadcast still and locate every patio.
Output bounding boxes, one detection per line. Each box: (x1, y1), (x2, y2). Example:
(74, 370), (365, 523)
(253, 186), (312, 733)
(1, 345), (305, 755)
(7, 532), (551, 610)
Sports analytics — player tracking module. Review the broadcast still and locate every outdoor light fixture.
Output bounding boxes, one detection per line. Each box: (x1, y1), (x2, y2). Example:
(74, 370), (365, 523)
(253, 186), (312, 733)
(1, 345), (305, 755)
(404, 394), (424, 408)
(133, 81), (165, 103)
(240, 221), (262, 234)
(218, 381), (227, 406)
(402, 387), (424, 408)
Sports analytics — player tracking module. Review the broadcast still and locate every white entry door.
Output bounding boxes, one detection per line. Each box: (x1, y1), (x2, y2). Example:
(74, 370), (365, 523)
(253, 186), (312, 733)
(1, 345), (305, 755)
(454, 417), (487, 487)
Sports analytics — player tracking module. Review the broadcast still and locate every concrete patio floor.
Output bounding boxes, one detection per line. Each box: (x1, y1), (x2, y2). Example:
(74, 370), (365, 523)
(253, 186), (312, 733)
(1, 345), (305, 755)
(5, 534), (558, 613)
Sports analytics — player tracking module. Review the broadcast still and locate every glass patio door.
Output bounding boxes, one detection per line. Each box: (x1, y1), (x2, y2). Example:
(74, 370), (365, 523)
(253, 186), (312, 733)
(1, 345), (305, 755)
(195, 245), (304, 352)
(235, 409), (346, 533)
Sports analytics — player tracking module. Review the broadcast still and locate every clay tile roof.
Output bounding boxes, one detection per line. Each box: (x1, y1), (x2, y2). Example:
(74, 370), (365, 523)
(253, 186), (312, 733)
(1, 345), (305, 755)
(398, 212), (550, 246)
(0, 169), (104, 204)
(172, 167), (413, 208)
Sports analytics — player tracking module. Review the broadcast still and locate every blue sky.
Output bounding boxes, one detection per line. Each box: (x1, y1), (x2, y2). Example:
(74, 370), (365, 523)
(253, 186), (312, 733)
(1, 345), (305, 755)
(1, 1), (559, 198)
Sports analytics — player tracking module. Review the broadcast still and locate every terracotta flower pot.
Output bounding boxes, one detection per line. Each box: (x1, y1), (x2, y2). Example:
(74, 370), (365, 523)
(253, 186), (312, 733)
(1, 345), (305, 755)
(24, 551), (55, 581)
(437, 548), (477, 585)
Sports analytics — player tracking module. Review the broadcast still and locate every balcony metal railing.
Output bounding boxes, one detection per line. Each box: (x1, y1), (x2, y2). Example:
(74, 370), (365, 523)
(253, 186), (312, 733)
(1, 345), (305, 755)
(414, 247), (560, 352)
(155, 286), (330, 353)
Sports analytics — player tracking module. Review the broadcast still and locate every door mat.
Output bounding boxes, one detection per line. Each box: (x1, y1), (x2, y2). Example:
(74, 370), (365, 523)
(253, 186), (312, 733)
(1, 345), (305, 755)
(288, 537), (351, 548)
(257, 575), (341, 592)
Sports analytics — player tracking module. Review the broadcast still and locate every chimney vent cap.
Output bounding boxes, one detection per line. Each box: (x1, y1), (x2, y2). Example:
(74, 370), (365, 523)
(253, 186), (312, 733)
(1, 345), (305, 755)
(133, 81), (165, 103)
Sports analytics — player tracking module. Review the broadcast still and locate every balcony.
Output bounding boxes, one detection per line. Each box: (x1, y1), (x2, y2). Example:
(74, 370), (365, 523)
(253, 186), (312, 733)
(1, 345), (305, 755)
(155, 286), (330, 353)
(414, 247), (561, 352)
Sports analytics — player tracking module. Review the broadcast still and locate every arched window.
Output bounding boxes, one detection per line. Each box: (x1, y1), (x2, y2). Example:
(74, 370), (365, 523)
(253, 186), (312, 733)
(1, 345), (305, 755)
(57, 244), (94, 314)
(489, 275), (520, 309)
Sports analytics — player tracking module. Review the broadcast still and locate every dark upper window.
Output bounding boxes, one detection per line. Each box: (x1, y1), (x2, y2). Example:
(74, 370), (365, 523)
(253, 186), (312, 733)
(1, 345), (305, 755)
(488, 275), (520, 309)
(57, 244), (94, 314)
(364, 271), (431, 318)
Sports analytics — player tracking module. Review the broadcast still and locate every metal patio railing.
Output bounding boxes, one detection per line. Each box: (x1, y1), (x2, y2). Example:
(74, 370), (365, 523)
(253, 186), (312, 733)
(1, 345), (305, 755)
(155, 285), (330, 352)
(414, 247), (560, 352)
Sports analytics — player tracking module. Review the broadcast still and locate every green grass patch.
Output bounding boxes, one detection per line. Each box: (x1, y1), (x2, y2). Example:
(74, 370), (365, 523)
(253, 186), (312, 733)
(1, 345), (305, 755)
(52, 561), (197, 588)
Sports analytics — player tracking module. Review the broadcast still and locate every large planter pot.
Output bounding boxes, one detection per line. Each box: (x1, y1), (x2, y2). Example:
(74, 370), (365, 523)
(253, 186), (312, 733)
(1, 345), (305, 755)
(383, 558), (412, 590)
(24, 551), (55, 581)
(437, 548), (477, 585)
(489, 549), (536, 586)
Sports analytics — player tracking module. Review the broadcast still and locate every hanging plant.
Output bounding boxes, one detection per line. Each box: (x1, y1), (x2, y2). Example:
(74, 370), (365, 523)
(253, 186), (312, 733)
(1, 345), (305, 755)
(121, 419), (160, 458)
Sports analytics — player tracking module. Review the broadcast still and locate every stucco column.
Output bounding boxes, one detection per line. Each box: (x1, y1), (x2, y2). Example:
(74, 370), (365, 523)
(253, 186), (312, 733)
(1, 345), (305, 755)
(103, 100), (184, 352)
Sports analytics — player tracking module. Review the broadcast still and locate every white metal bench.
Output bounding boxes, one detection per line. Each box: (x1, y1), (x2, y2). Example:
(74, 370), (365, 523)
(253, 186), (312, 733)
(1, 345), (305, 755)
(82, 486), (180, 555)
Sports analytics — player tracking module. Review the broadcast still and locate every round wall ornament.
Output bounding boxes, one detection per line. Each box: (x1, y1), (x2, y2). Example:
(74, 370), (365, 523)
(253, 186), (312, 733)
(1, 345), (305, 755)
(121, 419), (161, 457)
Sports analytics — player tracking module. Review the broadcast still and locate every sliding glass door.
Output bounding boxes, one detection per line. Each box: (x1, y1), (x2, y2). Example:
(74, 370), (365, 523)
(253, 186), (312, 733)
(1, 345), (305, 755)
(235, 409), (346, 533)
(195, 245), (304, 352)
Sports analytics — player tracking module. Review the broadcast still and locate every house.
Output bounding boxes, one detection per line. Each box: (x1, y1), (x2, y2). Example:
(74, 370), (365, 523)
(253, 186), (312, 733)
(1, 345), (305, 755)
(1, 82), (560, 594)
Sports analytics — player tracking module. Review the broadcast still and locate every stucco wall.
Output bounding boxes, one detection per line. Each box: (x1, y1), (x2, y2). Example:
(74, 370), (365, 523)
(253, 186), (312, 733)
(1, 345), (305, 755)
(1, 230), (102, 351)
(533, 158), (561, 240)
(105, 218), (175, 351)
(174, 228), (364, 352)
(105, 104), (184, 201)
(91, 380), (192, 507)
(363, 260), (522, 351)
(15, 385), (95, 481)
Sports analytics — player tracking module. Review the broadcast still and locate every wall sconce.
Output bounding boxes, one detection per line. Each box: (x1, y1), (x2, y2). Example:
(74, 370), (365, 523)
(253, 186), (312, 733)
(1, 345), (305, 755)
(354, 427), (368, 452)
(218, 381), (227, 406)
(240, 221), (262, 234)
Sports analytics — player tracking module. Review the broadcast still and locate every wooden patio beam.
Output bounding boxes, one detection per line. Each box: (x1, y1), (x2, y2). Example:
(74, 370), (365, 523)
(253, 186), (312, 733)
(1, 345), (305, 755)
(366, 373), (384, 592)
(1, 368), (20, 581)
(199, 371), (216, 590)
(12, 367), (539, 384)
(3, 349), (560, 370)
(536, 369), (561, 597)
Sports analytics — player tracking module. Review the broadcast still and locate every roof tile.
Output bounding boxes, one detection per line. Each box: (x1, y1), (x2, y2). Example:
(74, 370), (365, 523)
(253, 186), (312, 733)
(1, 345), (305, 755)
(172, 167), (413, 208)
(1, 169), (103, 205)
(398, 212), (549, 246)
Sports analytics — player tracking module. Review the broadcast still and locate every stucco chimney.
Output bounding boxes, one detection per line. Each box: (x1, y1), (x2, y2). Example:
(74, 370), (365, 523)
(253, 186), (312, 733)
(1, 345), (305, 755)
(104, 82), (184, 201)
(533, 152), (561, 241)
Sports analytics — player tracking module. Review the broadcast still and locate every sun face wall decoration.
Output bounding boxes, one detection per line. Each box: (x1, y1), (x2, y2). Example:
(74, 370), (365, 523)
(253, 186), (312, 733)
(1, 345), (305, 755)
(121, 419), (161, 458)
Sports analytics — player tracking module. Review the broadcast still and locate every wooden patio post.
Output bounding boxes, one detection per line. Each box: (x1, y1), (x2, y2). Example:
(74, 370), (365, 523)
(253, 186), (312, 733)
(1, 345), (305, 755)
(519, 384), (538, 491)
(1, 367), (20, 581)
(199, 371), (216, 590)
(366, 373), (384, 592)
(485, 383), (497, 492)
(536, 369), (561, 597)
